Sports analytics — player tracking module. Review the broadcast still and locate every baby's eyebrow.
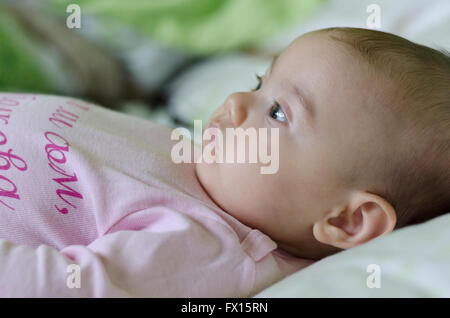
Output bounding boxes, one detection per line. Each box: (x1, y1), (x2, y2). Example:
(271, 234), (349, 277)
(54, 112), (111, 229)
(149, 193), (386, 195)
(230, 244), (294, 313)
(268, 54), (315, 123)
(290, 80), (315, 123)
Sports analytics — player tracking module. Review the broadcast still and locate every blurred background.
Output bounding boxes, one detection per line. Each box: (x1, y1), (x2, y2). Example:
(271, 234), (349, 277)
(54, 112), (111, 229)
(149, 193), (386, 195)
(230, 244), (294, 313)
(0, 0), (448, 138)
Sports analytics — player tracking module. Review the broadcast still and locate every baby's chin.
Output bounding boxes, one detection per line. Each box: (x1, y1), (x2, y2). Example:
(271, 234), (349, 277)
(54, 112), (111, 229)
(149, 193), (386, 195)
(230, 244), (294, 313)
(194, 159), (220, 202)
(194, 161), (239, 217)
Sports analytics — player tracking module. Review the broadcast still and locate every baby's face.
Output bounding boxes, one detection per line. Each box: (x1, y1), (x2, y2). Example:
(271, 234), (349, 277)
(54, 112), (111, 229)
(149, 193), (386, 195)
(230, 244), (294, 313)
(195, 31), (391, 257)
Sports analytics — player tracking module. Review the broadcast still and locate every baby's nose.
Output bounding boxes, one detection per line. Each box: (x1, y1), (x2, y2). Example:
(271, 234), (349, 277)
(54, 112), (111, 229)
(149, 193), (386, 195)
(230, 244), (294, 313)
(224, 92), (248, 127)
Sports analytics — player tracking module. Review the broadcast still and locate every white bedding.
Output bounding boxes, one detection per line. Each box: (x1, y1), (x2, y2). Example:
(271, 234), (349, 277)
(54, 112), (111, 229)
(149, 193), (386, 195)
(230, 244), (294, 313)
(255, 213), (450, 297)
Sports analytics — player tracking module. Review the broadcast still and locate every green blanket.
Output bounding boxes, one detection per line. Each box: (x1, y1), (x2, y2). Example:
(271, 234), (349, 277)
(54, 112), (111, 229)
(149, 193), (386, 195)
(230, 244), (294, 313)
(48, 0), (323, 54)
(0, 9), (52, 93)
(0, 0), (324, 94)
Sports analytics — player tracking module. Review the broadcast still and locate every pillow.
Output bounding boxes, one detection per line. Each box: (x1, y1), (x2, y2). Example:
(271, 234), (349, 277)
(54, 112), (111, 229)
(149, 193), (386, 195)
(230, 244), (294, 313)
(254, 213), (450, 297)
(255, 0), (450, 54)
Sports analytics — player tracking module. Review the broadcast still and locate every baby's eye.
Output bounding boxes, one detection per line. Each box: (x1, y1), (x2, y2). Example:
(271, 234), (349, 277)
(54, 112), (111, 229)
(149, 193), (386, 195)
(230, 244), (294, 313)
(269, 102), (287, 122)
(250, 73), (287, 123)
(251, 73), (263, 91)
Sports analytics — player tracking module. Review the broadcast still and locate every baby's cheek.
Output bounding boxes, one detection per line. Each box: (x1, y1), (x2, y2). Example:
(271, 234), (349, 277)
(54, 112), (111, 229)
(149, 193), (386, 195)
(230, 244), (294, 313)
(220, 164), (268, 209)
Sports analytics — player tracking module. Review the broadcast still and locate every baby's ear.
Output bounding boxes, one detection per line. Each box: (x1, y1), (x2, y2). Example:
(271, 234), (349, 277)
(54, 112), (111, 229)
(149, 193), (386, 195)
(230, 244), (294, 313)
(312, 191), (397, 249)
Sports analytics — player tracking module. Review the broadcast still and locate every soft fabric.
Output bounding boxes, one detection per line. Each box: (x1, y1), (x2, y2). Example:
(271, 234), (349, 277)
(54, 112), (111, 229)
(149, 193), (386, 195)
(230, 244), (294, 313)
(0, 93), (312, 297)
(255, 213), (450, 297)
(255, 0), (450, 55)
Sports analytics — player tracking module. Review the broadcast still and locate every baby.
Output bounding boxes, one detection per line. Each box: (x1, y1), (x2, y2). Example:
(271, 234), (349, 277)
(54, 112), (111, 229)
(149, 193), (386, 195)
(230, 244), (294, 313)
(196, 27), (450, 260)
(0, 27), (448, 297)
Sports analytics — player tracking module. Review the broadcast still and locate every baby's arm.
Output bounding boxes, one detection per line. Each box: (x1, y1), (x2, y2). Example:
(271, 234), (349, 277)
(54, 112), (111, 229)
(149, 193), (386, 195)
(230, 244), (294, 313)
(0, 222), (253, 297)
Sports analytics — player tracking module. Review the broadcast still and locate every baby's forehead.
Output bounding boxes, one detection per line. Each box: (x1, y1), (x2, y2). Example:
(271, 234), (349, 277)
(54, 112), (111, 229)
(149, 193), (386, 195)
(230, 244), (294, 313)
(276, 34), (373, 88)
(279, 34), (395, 123)
(277, 32), (359, 74)
(287, 31), (338, 52)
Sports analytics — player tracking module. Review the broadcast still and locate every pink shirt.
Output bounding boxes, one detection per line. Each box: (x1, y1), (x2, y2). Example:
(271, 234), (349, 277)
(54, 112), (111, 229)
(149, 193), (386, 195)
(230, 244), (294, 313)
(0, 93), (312, 297)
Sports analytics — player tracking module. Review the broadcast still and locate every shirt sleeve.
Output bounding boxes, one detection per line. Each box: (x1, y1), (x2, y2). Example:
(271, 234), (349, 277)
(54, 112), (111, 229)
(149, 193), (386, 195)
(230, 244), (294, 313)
(0, 222), (254, 297)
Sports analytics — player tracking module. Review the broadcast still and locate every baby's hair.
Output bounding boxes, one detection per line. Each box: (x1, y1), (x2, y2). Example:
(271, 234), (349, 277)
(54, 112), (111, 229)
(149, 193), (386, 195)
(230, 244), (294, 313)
(321, 27), (450, 228)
